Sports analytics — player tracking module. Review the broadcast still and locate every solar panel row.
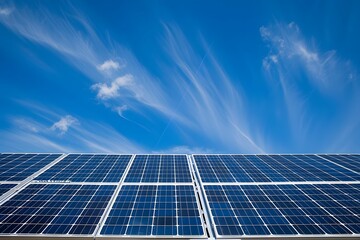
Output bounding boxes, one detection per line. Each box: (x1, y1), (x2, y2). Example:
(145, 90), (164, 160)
(0, 153), (359, 239)
(194, 155), (360, 182)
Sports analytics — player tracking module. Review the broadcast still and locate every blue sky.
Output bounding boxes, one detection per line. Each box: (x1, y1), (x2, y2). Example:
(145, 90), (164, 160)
(0, 0), (359, 153)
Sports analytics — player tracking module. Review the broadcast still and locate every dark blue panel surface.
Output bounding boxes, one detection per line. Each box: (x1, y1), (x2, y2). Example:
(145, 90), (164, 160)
(205, 184), (360, 237)
(101, 185), (204, 236)
(0, 184), (16, 197)
(0, 184), (115, 235)
(0, 154), (61, 181)
(195, 155), (360, 183)
(35, 154), (132, 182)
(125, 155), (192, 183)
(205, 184), (360, 235)
(319, 155), (360, 173)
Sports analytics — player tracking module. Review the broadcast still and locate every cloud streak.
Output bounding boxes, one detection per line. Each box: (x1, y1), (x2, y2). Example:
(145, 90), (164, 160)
(0, 3), (186, 125)
(51, 115), (78, 135)
(260, 21), (358, 149)
(0, 102), (143, 153)
(261, 22), (354, 93)
(158, 25), (264, 153)
(0, 7), (13, 16)
(0, 2), (264, 153)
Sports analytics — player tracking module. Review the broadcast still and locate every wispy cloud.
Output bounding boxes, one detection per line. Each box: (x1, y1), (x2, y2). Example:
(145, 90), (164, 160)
(0, 2), (264, 153)
(97, 59), (121, 72)
(91, 74), (133, 100)
(0, 102), (143, 153)
(51, 115), (78, 135)
(159, 25), (264, 153)
(13, 118), (41, 133)
(260, 21), (358, 148)
(261, 22), (354, 93)
(0, 7), (13, 16)
(0, 3), (186, 125)
(115, 105), (129, 117)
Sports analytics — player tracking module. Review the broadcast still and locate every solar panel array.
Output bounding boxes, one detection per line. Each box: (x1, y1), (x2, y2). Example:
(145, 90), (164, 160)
(0, 153), (359, 239)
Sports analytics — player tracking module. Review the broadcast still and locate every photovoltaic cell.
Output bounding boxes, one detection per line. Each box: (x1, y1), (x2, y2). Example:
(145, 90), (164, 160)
(319, 154), (360, 173)
(0, 184), (115, 235)
(35, 154), (132, 182)
(101, 185), (204, 237)
(125, 155), (192, 183)
(0, 154), (61, 181)
(194, 155), (360, 183)
(204, 184), (360, 237)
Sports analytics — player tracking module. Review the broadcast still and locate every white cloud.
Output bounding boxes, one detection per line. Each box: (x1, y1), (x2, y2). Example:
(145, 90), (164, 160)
(91, 74), (133, 100)
(51, 115), (78, 134)
(0, 7), (12, 16)
(97, 59), (121, 72)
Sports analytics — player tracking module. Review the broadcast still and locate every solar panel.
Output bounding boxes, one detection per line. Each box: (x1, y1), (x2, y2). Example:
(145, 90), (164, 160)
(0, 154), (61, 181)
(0, 183), (115, 235)
(100, 185), (205, 237)
(204, 184), (360, 237)
(125, 155), (192, 183)
(35, 154), (132, 182)
(0, 184), (17, 198)
(0, 153), (359, 239)
(194, 155), (360, 183)
(319, 154), (360, 173)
